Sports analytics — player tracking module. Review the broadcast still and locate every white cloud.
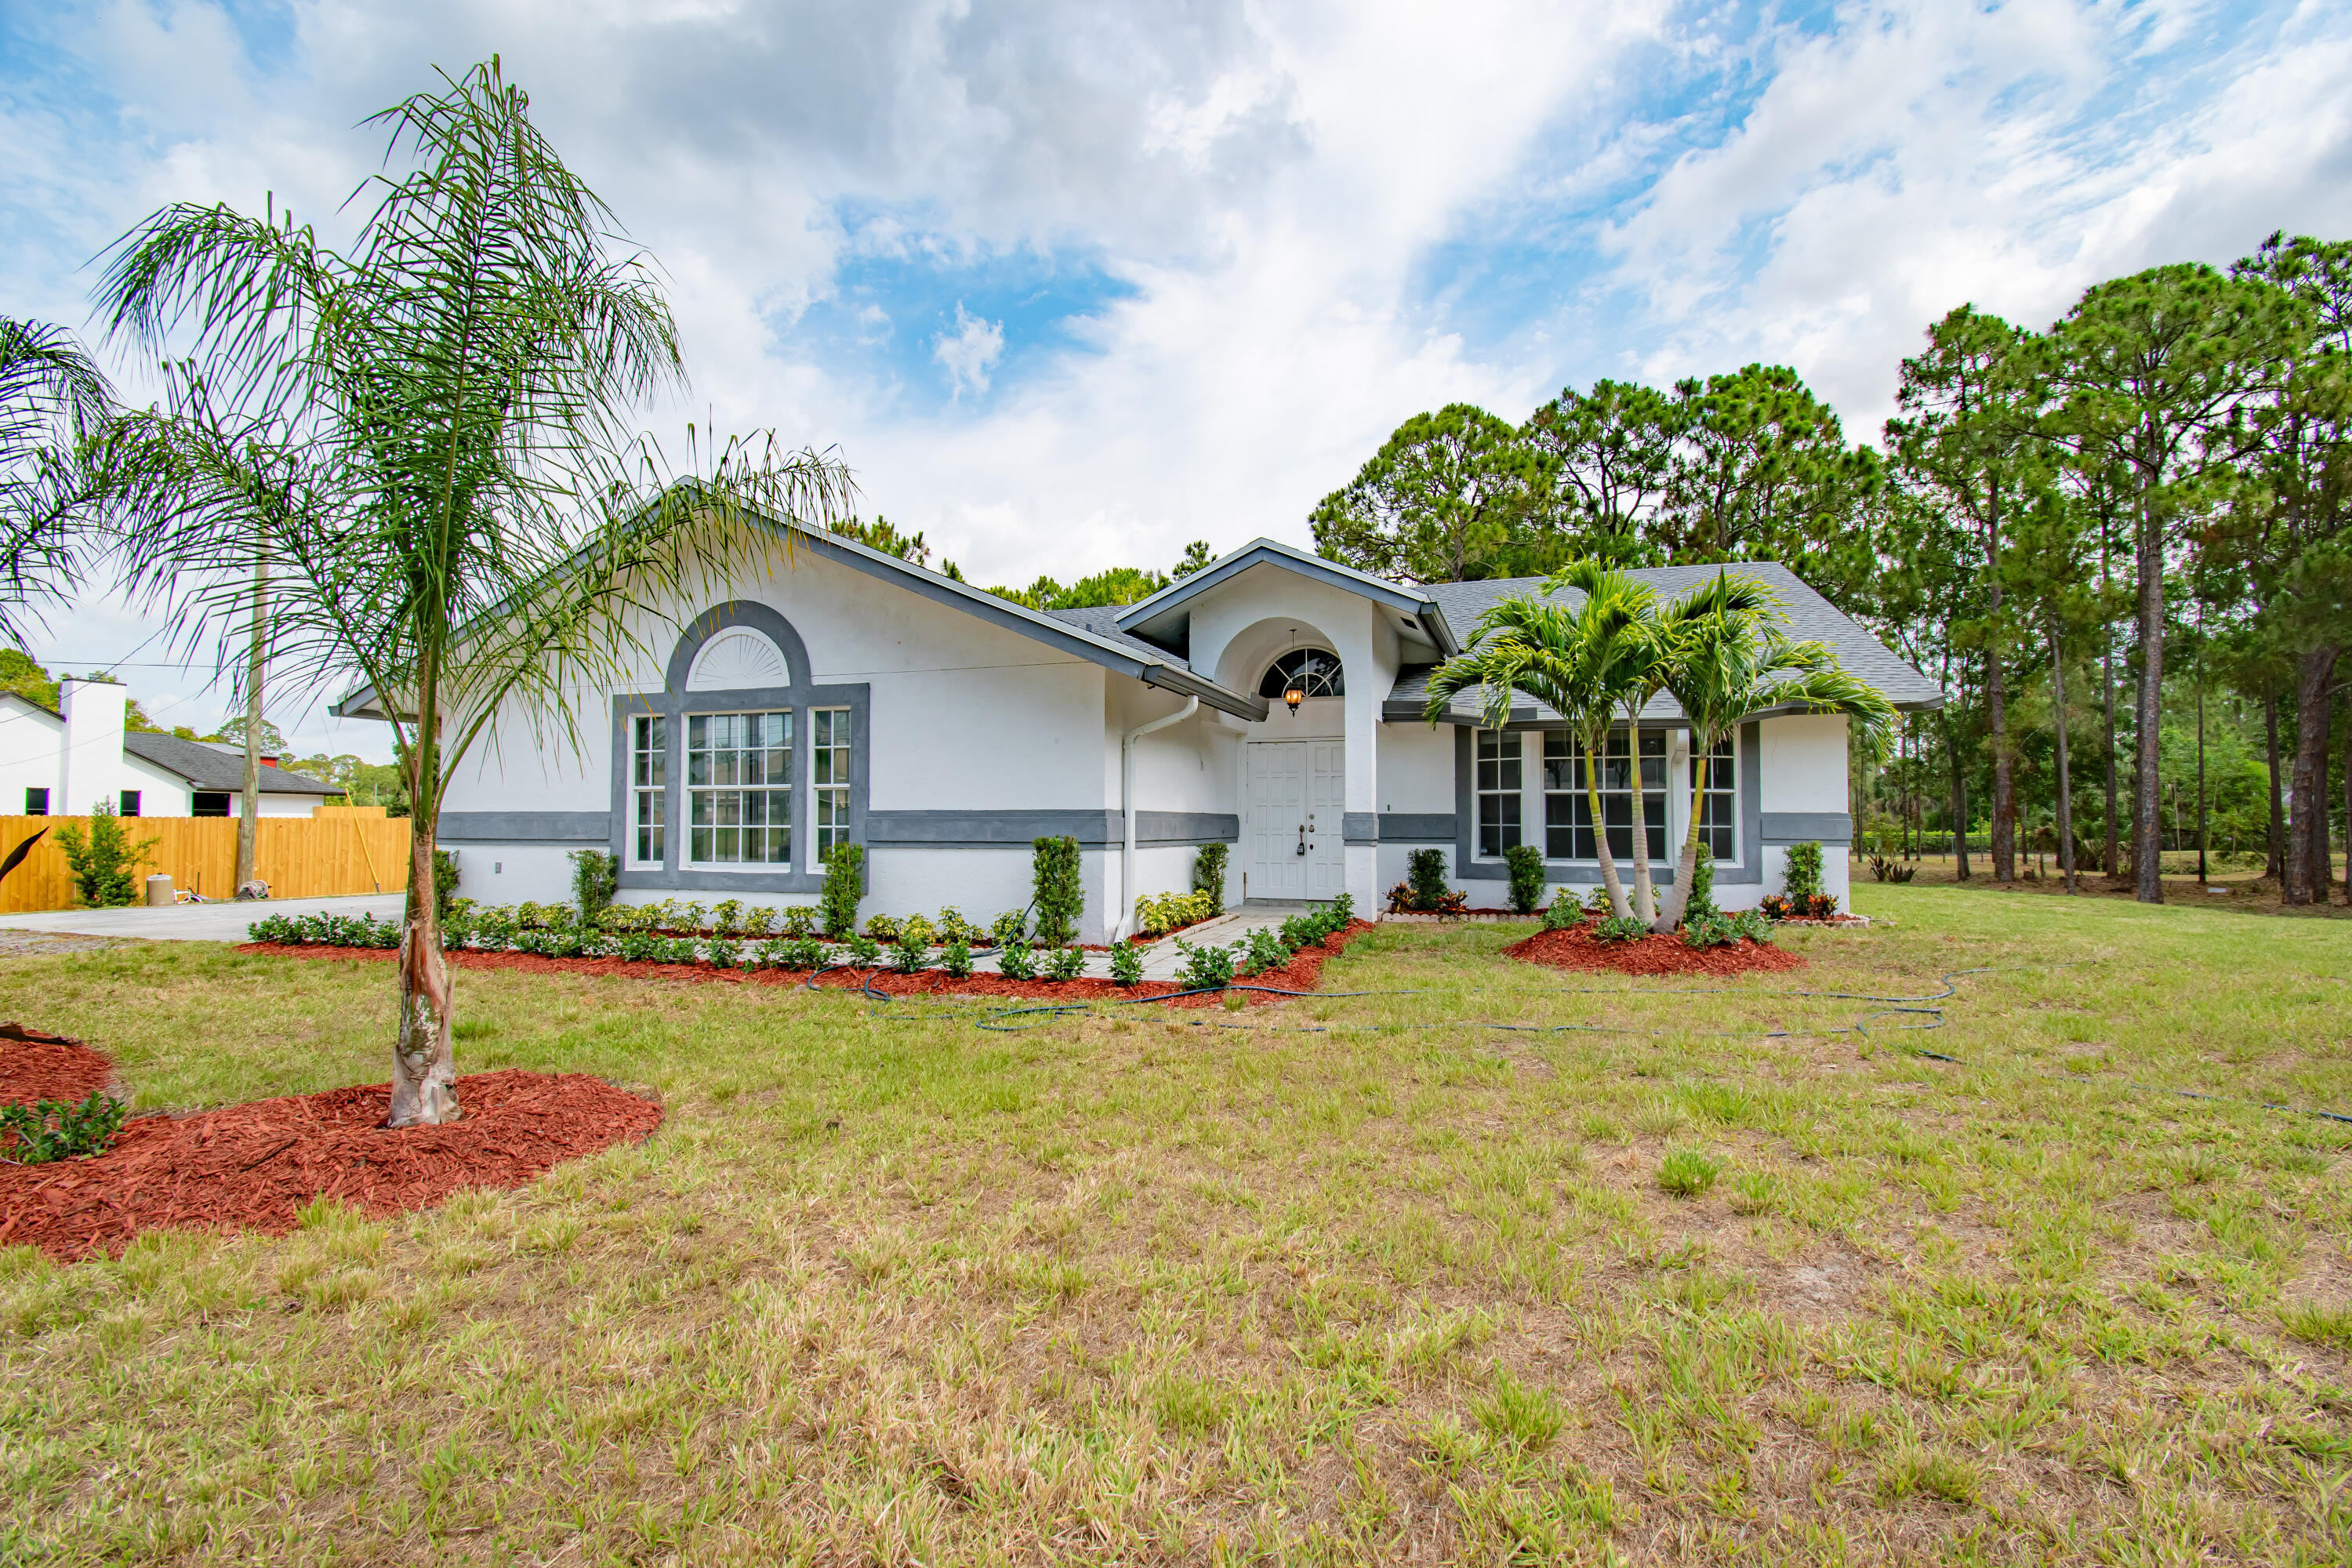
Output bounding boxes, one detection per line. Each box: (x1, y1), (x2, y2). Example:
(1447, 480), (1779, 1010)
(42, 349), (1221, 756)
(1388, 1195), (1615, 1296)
(931, 303), (1004, 398)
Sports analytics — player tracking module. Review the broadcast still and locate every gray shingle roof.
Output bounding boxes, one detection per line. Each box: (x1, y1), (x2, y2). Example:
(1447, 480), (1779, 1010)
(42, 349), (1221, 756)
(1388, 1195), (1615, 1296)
(1043, 606), (1190, 669)
(1401, 561), (1942, 724)
(122, 732), (344, 794)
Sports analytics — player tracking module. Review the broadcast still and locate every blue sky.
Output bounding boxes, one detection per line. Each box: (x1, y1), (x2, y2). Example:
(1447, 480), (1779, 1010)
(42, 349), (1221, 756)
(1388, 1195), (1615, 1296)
(4, 0), (2348, 754)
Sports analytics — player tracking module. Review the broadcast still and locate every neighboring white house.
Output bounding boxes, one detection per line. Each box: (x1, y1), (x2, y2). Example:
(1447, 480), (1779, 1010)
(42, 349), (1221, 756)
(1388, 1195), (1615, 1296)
(0, 681), (344, 818)
(334, 532), (1941, 940)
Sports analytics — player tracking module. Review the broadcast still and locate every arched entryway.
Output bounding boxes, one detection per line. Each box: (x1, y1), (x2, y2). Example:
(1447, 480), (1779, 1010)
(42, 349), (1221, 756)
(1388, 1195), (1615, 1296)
(1220, 622), (1347, 903)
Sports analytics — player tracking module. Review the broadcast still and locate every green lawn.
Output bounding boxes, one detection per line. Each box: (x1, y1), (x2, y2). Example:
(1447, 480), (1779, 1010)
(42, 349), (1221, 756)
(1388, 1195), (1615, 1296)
(2, 888), (2348, 1564)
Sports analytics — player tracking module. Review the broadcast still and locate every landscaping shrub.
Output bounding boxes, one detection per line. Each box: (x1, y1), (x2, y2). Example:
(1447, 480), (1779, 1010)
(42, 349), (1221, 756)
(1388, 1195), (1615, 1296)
(1407, 848), (1448, 910)
(1032, 835), (1083, 946)
(742, 905), (779, 938)
(54, 802), (158, 908)
(711, 899), (744, 938)
(0, 1092), (128, 1165)
(1174, 937), (1235, 991)
(899, 914), (937, 948)
(863, 913), (902, 943)
(433, 848), (462, 926)
(843, 933), (881, 967)
(988, 909), (1026, 947)
(1109, 942), (1143, 985)
(1590, 915), (1647, 942)
(1657, 1148), (1720, 1197)
(893, 935), (929, 975)
(617, 931), (663, 962)
(1779, 840), (1837, 914)
(1583, 884), (1614, 915)
(940, 938), (975, 978)
(779, 906), (820, 938)
(658, 936), (699, 964)
(935, 908), (979, 945)
(1504, 844), (1545, 914)
(704, 936), (742, 970)
(1544, 887), (1583, 931)
(568, 849), (618, 921)
(996, 938), (1035, 981)
(1682, 841), (1717, 925)
(1045, 944), (1086, 982)
(777, 937), (824, 971)
(1191, 842), (1229, 912)
(1240, 925), (1289, 976)
(819, 844), (865, 938)
(1135, 889), (1217, 937)
(1682, 909), (1769, 949)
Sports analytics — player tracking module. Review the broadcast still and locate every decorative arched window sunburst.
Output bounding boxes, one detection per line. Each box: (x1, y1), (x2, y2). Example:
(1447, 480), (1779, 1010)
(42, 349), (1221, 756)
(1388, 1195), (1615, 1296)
(1258, 648), (1343, 700)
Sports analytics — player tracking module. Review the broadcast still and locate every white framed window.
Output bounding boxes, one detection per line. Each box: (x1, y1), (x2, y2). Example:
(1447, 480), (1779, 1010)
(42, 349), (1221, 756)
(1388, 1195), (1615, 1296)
(686, 711), (793, 866)
(631, 715), (667, 865)
(1542, 731), (1665, 862)
(1475, 728), (1520, 858)
(1696, 729), (1737, 861)
(811, 706), (851, 866)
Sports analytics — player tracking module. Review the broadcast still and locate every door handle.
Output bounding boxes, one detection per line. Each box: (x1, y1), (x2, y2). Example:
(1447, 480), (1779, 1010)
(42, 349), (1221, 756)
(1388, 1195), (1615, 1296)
(1296, 825), (1306, 856)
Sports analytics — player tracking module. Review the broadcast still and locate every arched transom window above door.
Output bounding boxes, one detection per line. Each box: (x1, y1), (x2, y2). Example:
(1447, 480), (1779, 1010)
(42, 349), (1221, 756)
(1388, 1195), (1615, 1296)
(687, 628), (789, 691)
(1258, 648), (1344, 700)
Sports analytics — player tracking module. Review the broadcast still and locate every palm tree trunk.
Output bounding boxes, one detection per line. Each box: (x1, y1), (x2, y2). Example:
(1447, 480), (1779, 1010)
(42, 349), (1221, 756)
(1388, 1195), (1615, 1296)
(1623, 720), (1656, 924)
(1657, 735), (1711, 930)
(388, 673), (459, 1128)
(1583, 734), (1630, 919)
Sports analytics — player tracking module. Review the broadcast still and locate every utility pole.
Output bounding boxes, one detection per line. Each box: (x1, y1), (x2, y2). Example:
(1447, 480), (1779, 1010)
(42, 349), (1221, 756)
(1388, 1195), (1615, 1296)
(237, 554), (265, 894)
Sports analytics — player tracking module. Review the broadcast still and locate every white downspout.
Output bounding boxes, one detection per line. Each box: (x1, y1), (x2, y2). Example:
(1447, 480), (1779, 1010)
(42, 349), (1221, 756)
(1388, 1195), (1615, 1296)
(1116, 695), (1198, 942)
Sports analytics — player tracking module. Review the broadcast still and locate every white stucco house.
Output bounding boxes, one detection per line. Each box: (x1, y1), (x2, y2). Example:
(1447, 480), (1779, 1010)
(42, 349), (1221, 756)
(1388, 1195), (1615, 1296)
(0, 681), (343, 818)
(336, 532), (1939, 941)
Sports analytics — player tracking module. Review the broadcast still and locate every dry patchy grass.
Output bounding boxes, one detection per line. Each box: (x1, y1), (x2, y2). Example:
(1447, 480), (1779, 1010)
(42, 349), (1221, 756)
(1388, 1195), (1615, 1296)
(0, 886), (2348, 1564)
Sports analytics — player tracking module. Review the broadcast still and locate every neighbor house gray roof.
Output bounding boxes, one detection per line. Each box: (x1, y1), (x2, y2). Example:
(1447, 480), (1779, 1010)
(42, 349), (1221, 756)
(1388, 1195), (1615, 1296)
(1398, 561), (1943, 725)
(122, 733), (344, 794)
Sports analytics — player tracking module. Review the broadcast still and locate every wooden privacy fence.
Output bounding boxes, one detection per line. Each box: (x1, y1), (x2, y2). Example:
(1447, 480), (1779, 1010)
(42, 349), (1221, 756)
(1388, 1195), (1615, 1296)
(0, 807), (412, 913)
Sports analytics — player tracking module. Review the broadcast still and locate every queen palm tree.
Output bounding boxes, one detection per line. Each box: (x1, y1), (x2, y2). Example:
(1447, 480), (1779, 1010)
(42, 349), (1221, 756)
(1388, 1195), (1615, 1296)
(1423, 565), (1657, 918)
(1653, 572), (1896, 930)
(94, 61), (853, 1127)
(0, 317), (111, 637)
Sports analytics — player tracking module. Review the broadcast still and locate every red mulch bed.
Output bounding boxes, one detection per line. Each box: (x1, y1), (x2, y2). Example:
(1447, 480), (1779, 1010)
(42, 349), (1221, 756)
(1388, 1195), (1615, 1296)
(0, 1022), (114, 1106)
(237, 921), (1378, 1007)
(0, 1068), (662, 1264)
(1504, 925), (1806, 976)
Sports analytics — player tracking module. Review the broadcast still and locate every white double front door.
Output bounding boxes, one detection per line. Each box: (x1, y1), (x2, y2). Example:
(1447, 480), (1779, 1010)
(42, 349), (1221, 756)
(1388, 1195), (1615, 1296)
(1244, 740), (1345, 902)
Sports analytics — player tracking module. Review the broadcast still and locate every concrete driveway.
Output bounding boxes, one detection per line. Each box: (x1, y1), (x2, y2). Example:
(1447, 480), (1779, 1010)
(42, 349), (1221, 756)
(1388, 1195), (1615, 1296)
(0, 893), (408, 944)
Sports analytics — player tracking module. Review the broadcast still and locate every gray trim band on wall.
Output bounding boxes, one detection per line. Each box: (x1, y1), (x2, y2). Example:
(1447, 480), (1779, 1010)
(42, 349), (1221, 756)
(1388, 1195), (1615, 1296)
(1377, 812), (1456, 842)
(867, 810), (1240, 848)
(1341, 811), (1377, 845)
(437, 811), (609, 844)
(1759, 811), (1853, 845)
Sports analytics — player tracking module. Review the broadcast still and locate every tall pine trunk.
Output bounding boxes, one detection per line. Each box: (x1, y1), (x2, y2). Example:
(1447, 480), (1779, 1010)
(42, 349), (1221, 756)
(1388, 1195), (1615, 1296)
(2051, 619), (2074, 894)
(2285, 644), (2339, 905)
(2265, 693), (2285, 883)
(2131, 485), (2165, 904)
(2103, 632), (2119, 878)
(1947, 708), (1969, 880)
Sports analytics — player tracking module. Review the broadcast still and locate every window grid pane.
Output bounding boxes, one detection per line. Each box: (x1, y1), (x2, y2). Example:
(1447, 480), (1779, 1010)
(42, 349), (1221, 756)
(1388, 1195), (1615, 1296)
(811, 707), (851, 866)
(1541, 731), (1664, 862)
(1475, 728), (1521, 858)
(632, 715), (667, 864)
(685, 710), (792, 866)
(1698, 731), (1737, 861)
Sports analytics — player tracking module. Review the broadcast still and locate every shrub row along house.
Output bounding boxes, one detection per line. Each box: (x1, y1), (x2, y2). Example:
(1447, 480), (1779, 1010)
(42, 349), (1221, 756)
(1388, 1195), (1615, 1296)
(334, 531), (1939, 941)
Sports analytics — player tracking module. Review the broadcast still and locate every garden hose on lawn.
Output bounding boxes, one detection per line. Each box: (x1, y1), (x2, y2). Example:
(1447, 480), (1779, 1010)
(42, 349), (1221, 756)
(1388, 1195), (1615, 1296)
(814, 960), (2352, 1129)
